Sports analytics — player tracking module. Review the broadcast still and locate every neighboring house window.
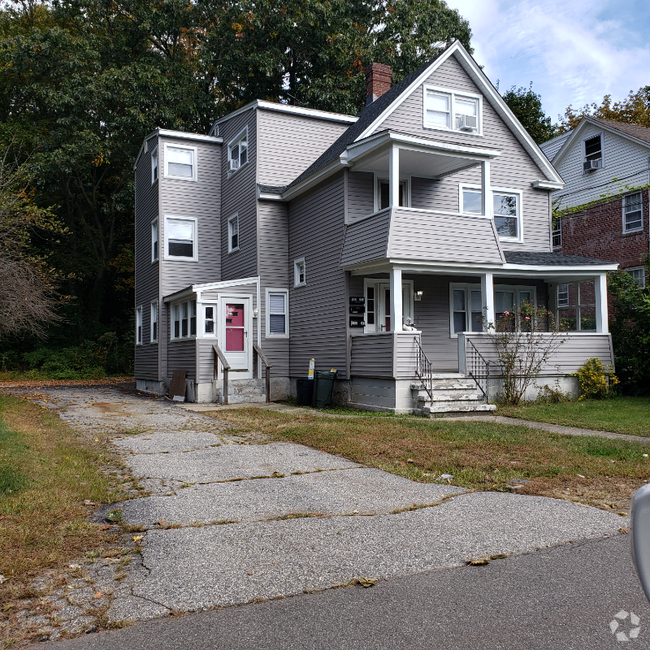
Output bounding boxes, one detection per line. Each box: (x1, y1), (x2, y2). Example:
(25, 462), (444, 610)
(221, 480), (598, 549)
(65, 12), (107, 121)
(557, 284), (569, 307)
(164, 144), (197, 181)
(583, 134), (602, 171)
(165, 217), (197, 260)
(266, 289), (289, 338)
(228, 128), (248, 172)
(135, 306), (143, 345)
(151, 147), (158, 184)
(294, 258), (306, 287)
(623, 192), (643, 233)
(150, 301), (158, 343)
(450, 285), (482, 336)
(424, 88), (480, 133)
(171, 300), (197, 340)
(461, 187), (522, 240)
(628, 267), (646, 288)
(552, 218), (561, 248)
(376, 178), (409, 210)
(228, 215), (239, 252)
(151, 220), (159, 262)
(203, 304), (216, 336)
(556, 281), (594, 330)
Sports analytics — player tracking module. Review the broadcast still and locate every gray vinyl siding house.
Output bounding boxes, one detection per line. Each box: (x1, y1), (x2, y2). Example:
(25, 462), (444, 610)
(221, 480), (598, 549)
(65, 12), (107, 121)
(134, 41), (617, 412)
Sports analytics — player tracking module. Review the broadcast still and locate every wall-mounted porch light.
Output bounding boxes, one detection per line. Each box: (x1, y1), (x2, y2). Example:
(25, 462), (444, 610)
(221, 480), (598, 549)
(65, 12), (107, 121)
(415, 291), (424, 301)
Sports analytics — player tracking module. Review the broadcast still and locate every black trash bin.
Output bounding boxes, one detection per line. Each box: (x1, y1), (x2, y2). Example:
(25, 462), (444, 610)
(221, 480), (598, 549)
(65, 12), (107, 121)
(296, 379), (314, 406)
(313, 370), (337, 408)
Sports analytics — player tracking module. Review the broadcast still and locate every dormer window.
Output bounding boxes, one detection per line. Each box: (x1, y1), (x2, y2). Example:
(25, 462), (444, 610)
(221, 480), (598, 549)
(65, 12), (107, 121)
(583, 135), (602, 172)
(228, 128), (248, 173)
(424, 88), (480, 134)
(164, 144), (197, 181)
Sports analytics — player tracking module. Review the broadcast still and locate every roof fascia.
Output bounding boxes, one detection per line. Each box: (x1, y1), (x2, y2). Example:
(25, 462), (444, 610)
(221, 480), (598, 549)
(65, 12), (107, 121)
(281, 158), (347, 201)
(133, 130), (159, 170)
(163, 276), (261, 303)
(356, 41), (563, 185)
(157, 129), (222, 144)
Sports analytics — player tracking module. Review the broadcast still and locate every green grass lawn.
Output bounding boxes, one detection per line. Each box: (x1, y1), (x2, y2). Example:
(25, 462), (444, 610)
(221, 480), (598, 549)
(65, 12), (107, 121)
(498, 396), (650, 437)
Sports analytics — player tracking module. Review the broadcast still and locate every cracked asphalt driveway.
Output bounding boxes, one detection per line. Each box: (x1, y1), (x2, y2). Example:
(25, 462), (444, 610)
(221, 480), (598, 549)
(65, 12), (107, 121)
(27, 386), (629, 631)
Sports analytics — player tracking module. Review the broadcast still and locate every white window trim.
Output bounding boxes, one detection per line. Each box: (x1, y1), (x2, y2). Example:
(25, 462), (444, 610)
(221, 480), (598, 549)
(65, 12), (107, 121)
(582, 132), (604, 171)
(265, 288), (289, 339)
(552, 218), (561, 249)
(227, 126), (248, 176)
(363, 278), (414, 333)
(170, 299), (197, 341)
(373, 175), (411, 213)
(164, 215), (198, 262)
(557, 284), (569, 307)
(201, 302), (218, 337)
(135, 306), (143, 346)
(151, 219), (159, 263)
(423, 85), (483, 136)
(151, 146), (159, 185)
(163, 143), (197, 182)
(627, 266), (646, 288)
(150, 300), (158, 344)
(228, 214), (239, 253)
(294, 257), (306, 287)
(622, 191), (643, 234)
(460, 185), (524, 242)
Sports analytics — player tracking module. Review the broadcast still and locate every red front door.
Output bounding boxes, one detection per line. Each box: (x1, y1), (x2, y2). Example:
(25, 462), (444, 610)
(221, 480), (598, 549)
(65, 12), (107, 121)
(225, 303), (245, 351)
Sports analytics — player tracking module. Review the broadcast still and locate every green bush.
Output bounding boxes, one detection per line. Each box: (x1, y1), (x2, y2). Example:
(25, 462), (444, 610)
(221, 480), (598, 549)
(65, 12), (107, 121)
(576, 358), (619, 400)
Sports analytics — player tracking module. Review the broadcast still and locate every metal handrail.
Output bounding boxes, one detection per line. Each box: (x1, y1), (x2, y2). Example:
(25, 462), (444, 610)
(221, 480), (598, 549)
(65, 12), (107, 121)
(466, 337), (490, 400)
(413, 336), (434, 400)
(213, 344), (230, 405)
(253, 343), (273, 403)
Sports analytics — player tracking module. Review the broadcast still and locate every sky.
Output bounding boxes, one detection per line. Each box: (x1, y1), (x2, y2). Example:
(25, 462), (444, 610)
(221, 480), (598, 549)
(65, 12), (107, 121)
(446, 0), (650, 123)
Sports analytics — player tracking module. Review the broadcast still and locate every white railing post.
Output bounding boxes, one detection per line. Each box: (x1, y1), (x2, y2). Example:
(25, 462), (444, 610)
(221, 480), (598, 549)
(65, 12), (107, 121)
(391, 267), (403, 332)
(481, 272), (495, 330)
(389, 145), (400, 208)
(595, 273), (609, 333)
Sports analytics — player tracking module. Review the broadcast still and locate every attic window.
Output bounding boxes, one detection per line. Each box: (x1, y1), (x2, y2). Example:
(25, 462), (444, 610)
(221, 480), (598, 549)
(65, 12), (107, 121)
(424, 88), (480, 134)
(583, 135), (602, 171)
(228, 128), (248, 173)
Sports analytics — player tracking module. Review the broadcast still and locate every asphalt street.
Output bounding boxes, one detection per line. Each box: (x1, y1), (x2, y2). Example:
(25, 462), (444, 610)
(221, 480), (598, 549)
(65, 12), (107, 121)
(38, 534), (650, 650)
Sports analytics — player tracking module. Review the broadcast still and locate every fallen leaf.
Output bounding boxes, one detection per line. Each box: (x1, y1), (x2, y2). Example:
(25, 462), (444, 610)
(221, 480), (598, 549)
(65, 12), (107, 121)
(399, 462), (406, 466)
(248, 571), (253, 576)
(356, 577), (377, 588)
(133, 535), (144, 542)
(100, 525), (111, 531)
(467, 557), (490, 566)
(620, 527), (630, 534)
(94, 592), (103, 599)
(2, 603), (14, 611)
(0, 574), (5, 584)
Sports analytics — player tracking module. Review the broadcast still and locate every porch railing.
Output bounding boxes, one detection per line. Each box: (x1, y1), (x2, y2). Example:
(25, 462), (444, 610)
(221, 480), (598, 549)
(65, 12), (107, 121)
(253, 343), (272, 404)
(213, 344), (230, 405)
(414, 336), (434, 400)
(466, 338), (490, 400)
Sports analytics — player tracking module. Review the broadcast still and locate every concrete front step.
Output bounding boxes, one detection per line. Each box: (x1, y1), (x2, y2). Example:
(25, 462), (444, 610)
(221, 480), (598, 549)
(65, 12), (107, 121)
(216, 379), (267, 404)
(411, 374), (493, 415)
(423, 401), (496, 415)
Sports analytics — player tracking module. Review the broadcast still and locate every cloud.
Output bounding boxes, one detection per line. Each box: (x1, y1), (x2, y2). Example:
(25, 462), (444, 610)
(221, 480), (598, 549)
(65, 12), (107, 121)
(447, 0), (650, 121)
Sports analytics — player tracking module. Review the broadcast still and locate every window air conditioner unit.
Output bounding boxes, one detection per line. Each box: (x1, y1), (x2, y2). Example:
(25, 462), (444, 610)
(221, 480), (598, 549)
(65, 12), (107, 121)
(229, 158), (240, 171)
(583, 159), (601, 172)
(458, 114), (478, 131)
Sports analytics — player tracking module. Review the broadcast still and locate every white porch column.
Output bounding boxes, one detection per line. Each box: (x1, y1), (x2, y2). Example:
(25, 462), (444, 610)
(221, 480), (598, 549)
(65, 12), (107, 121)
(389, 145), (400, 208)
(481, 160), (492, 218)
(390, 267), (403, 332)
(481, 272), (495, 329)
(595, 273), (609, 333)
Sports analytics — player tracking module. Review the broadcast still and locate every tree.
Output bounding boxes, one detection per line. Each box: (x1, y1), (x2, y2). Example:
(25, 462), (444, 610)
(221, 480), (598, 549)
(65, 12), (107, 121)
(557, 87), (650, 133)
(501, 83), (556, 144)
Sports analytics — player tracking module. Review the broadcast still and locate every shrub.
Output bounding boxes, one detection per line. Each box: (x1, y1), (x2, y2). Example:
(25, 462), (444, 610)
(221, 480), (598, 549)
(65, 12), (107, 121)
(576, 357), (619, 400)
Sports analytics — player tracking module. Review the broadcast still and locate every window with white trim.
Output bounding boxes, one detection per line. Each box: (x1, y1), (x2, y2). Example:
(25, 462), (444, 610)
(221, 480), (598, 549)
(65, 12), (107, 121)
(171, 300), (197, 340)
(628, 267), (646, 288)
(135, 306), (143, 345)
(151, 147), (158, 184)
(228, 128), (248, 173)
(623, 192), (643, 233)
(165, 216), (197, 260)
(583, 135), (602, 169)
(294, 258), (306, 287)
(376, 178), (409, 210)
(461, 187), (522, 240)
(164, 144), (196, 181)
(151, 220), (159, 262)
(494, 286), (536, 328)
(203, 304), (216, 336)
(557, 284), (569, 307)
(228, 214), (239, 252)
(266, 289), (289, 338)
(424, 88), (480, 133)
(552, 218), (561, 248)
(450, 285), (482, 336)
(150, 301), (158, 343)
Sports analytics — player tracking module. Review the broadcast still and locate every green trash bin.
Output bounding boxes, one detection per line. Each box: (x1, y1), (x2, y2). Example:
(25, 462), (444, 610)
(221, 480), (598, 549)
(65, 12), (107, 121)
(313, 370), (337, 408)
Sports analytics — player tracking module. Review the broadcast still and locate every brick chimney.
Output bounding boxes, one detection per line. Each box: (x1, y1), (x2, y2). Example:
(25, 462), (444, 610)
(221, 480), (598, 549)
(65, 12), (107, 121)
(365, 63), (392, 106)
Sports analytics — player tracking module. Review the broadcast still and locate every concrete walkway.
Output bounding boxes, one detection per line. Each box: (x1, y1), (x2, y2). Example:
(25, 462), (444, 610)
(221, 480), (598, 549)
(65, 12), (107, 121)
(10, 387), (631, 641)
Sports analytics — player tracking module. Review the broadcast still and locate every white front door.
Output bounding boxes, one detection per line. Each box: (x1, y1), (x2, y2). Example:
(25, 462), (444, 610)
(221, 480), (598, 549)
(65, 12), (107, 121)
(219, 296), (252, 378)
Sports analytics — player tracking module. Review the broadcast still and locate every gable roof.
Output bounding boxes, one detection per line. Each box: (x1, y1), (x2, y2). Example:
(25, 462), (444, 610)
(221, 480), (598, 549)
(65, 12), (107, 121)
(287, 41), (563, 192)
(550, 116), (650, 168)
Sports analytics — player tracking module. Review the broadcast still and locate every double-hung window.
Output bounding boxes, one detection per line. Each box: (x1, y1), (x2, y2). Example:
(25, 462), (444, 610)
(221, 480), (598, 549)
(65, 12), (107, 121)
(294, 258), (306, 287)
(165, 216), (197, 260)
(623, 192), (643, 233)
(450, 285), (482, 336)
(171, 300), (197, 340)
(150, 301), (158, 343)
(424, 88), (480, 133)
(135, 306), (143, 345)
(164, 144), (197, 181)
(557, 284), (569, 307)
(151, 220), (159, 262)
(628, 267), (646, 288)
(151, 147), (158, 184)
(583, 135), (602, 171)
(461, 187), (522, 241)
(203, 305), (216, 336)
(228, 215), (239, 252)
(228, 128), (248, 172)
(552, 218), (561, 248)
(494, 286), (536, 328)
(266, 289), (289, 338)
